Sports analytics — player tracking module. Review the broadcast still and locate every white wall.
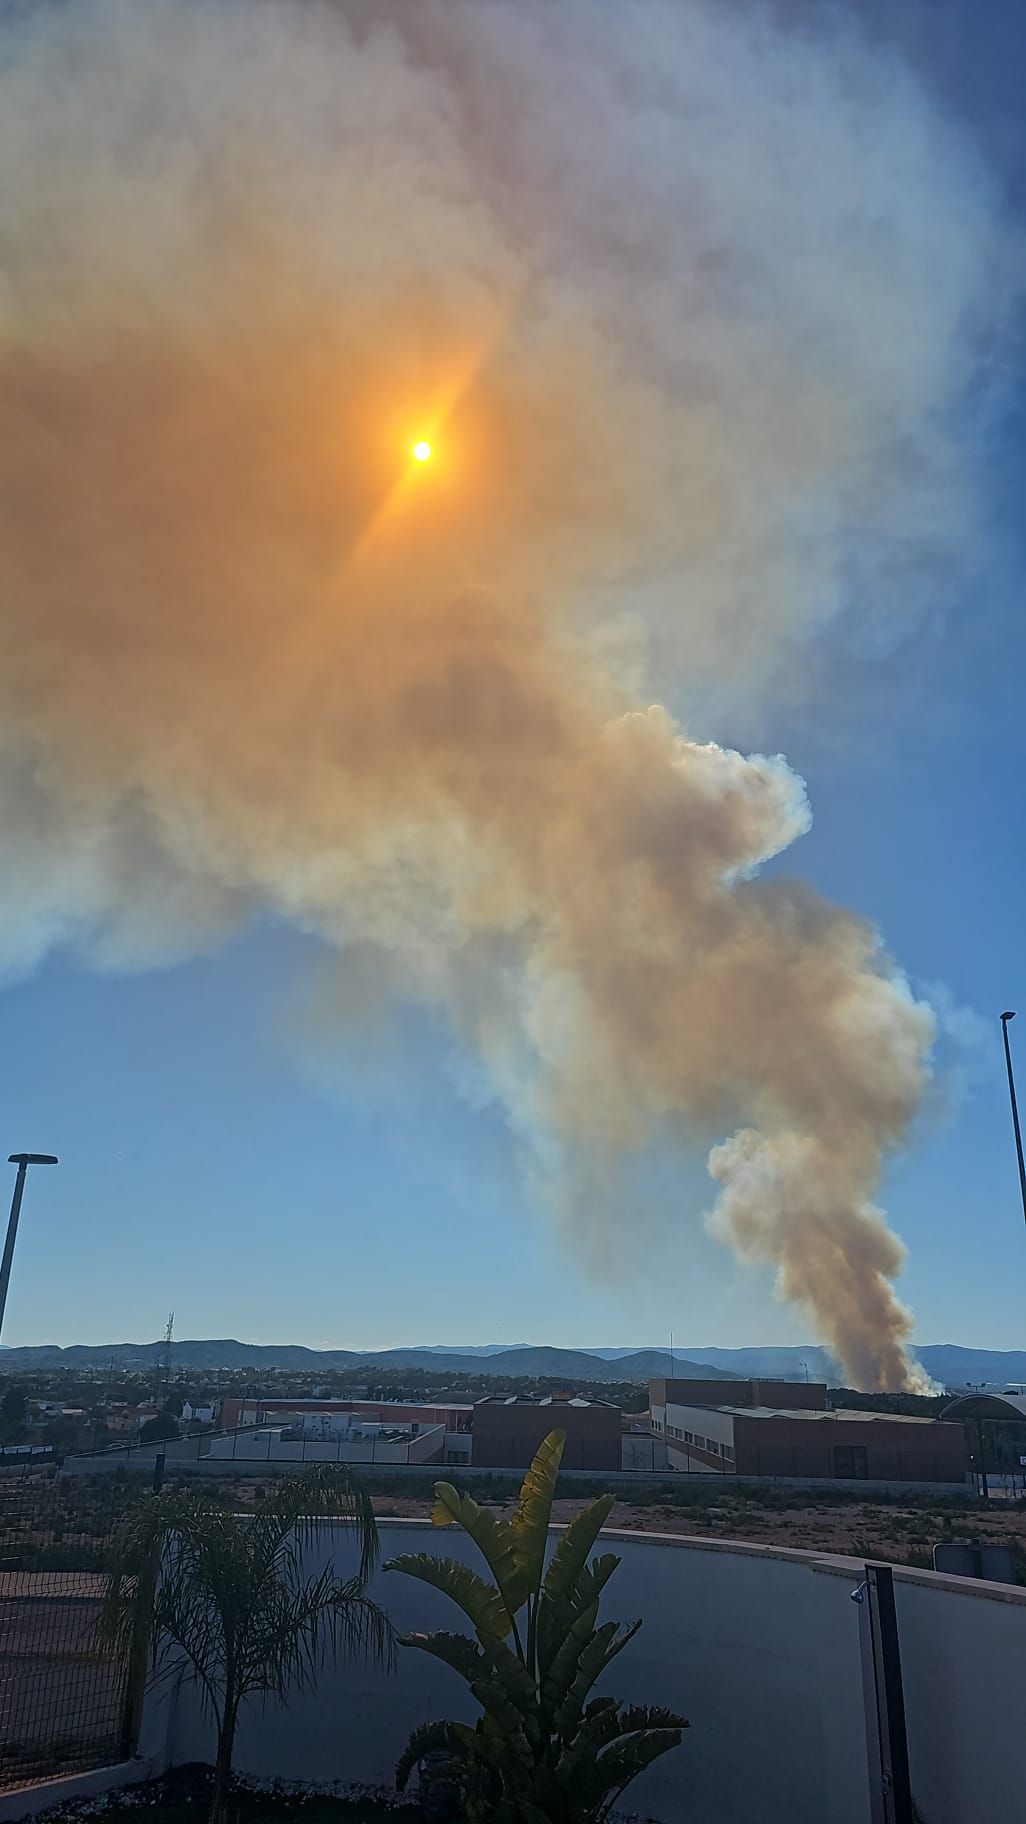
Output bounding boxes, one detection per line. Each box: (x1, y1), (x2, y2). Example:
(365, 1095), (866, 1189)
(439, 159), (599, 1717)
(155, 1525), (870, 1824)
(666, 1402), (737, 1451)
(148, 1522), (1026, 1824)
(201, 1426), (444, 1465)
(895, 1572), (1026, 1820)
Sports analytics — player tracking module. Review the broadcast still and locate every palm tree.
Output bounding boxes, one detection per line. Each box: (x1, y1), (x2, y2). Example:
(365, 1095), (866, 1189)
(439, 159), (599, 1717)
(387, 1431), (686, 1824)
(101, 1466), (394, 1824)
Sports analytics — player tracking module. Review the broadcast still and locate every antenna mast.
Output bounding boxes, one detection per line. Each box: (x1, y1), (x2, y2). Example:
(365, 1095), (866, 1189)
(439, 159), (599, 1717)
(155, 1309), (174, 1406)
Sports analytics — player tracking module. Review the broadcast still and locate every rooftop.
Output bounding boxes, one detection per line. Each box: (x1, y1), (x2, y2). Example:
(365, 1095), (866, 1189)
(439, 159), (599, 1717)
(475, 1393), (619, 1410)
(707, 1405), (957, 1425)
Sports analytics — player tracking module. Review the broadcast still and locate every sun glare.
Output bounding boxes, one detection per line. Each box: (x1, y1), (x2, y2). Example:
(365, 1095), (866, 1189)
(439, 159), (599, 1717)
(412, 439), (432, 462)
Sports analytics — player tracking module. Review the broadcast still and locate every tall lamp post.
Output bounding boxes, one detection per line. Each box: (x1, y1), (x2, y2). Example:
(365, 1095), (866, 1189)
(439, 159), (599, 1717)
(0, 1153), (58, 1342)
(1000, 1013), (1026, 1234)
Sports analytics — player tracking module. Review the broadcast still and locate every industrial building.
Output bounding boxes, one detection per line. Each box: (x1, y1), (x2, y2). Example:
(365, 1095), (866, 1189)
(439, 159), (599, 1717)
(650, 1379), (968, 1483)
(471, 1393), (621, 1470)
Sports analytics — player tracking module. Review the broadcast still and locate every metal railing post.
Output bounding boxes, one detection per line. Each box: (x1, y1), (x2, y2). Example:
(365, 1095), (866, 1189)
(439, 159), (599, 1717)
(853, 1563), (914, 1823)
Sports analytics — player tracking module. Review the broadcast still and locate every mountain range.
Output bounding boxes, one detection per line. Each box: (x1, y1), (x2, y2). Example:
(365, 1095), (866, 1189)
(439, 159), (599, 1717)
(0, 1340), (738, 1382)
(1, 1338), (1023, 1388)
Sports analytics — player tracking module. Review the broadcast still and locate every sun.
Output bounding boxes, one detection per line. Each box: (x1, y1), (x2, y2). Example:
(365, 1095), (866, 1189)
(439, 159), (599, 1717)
(411, 439), (432, 462)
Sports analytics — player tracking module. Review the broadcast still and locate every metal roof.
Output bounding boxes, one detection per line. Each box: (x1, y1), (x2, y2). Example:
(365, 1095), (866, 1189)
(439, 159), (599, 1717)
(672, 1404), (953, 1426)
(941, 1393), (1026, 1422)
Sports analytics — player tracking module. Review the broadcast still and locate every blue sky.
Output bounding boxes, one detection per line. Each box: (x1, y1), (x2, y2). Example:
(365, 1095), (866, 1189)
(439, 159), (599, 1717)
(1, 0), (1024, 1358)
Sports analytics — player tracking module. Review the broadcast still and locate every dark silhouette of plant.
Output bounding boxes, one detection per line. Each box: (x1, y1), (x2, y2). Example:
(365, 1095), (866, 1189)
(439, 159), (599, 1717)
(387, 1430), (685, 1823)
(101, 1466), (394, 1824)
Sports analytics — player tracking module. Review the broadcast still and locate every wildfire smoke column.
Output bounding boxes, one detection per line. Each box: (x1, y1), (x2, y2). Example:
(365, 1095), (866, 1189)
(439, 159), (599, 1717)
(0, 0), (1013, 1387)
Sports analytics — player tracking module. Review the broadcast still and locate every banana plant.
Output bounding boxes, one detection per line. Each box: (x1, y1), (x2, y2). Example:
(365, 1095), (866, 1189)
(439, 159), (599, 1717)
(386, 1430), (686, 1823)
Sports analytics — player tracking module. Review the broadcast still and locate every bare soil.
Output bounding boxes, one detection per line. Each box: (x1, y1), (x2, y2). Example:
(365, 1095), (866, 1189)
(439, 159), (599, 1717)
(370, 1489), (1026, 1573)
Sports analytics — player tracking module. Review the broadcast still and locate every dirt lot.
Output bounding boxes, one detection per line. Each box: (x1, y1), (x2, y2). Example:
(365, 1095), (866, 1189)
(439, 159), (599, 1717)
(369, 1486), (1026, 1573)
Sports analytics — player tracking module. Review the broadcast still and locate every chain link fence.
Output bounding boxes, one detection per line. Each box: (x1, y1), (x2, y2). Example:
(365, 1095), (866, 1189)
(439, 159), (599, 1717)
(0, 1467), (147, 1792)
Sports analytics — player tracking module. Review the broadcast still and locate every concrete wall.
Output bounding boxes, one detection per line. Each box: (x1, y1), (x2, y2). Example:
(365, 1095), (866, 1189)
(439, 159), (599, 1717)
(155, 1523), (870, 1824)
(140, 1521), (1023, 1824)
(202, 1426), (445, 1466)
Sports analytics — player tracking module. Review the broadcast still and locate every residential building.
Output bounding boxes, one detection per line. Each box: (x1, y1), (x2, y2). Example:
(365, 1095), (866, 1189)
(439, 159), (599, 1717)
(181, 1401), (218, 1426)
(471, 1393), (621, 1471)
(101, 1403), (159, 1435)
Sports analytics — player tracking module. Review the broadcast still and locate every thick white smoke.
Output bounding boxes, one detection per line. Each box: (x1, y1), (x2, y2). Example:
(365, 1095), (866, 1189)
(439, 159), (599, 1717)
(0, 0), (1013, 1385)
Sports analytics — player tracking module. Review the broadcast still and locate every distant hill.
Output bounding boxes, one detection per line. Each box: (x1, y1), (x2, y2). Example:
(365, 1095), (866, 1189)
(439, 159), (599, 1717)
(0, 1339), (738, 1382)
(913, 1345), (1026, 1388)
(2, 1337), (1020, 1389)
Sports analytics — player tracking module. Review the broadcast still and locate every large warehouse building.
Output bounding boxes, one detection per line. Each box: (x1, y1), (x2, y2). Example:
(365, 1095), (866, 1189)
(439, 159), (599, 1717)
(650, 1378), (968, 1483)
(471, 1393), (622, 1470)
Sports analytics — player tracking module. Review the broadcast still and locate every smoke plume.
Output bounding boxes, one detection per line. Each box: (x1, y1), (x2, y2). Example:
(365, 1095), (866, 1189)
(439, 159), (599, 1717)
(0, 0), (1012, 1385)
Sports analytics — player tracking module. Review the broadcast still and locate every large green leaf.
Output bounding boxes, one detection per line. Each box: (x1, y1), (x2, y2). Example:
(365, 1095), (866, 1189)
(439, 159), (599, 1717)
(394, 1718), (466, 1791)
(538, 1601), (600, 1718)
(469, 1676), (537, 1757)
(430, 1483), (530, 1615)
(385, 1553), (511, 1640)
(558, 1700), (686, 1793)
(543, 1551), (620, 1658)
(614, 1703), (689, 1735)
(553, 1619), (642, 1737)
(543, 1496), (614, 1609)
(399, 1629), (485, 1682)
(553, 1699), (626, 1786)
(509, 1429), (565, 1598)
(581, 1722), (684, 1814)
(481, 1632), (538, 1709)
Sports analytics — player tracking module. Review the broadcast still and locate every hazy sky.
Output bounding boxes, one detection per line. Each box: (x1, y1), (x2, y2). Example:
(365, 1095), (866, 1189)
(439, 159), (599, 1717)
(1, 0), (1024, 1361)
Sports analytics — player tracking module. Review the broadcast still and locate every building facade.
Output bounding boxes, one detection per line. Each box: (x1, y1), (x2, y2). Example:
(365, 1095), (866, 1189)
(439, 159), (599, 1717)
(650, 1380), (968, 1483)
(471, 1394), (621, 1471)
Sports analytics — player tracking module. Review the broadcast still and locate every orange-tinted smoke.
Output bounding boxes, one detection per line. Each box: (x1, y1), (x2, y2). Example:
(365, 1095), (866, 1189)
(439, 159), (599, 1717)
(0, 0), (1011, 1385)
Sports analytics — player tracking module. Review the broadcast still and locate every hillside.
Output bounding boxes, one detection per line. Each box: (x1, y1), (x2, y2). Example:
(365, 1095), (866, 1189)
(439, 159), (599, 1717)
(2, 1337), (1020, 1387)
(0, 1339), (738, 1381)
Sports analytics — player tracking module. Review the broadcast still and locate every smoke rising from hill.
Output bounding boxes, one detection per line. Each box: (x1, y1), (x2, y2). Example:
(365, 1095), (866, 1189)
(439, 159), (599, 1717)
(0, 0), (1012, 1385)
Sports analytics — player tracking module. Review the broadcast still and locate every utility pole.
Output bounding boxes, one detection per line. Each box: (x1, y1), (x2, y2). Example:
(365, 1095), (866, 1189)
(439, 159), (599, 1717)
(999, 1013), (1026, 1234)
(0, 1154), (58, 1342)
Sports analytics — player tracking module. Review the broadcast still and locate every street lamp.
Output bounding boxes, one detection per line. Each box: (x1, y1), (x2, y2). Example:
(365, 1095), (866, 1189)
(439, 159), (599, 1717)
(0, 1154), (58, 1341)
(1000, 1013), (1026, 1235)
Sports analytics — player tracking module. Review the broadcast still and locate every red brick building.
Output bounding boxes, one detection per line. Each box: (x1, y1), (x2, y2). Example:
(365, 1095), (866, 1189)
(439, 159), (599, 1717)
(650, 1380), (967, 1483)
